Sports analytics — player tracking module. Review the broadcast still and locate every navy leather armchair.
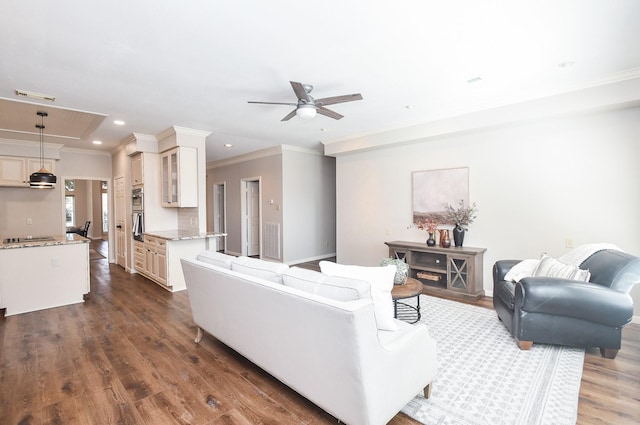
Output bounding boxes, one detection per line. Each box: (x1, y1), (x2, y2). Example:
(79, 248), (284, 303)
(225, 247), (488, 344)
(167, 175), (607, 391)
(493, 249), (640, 359)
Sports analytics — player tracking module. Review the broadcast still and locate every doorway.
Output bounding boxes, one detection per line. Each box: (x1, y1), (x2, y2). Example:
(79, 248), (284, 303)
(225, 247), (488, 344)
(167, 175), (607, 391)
(213, 182), (226, 252)
(63, 177), (111, 257)
(241, 178), (260, 257)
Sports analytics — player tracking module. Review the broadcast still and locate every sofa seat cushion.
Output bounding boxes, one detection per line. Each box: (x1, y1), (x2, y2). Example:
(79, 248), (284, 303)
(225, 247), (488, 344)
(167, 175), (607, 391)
(282, 267), (371, 301)
(231, 256), (289, 284)
(320, 261), (399, 331)
(197, 251), (236, 269)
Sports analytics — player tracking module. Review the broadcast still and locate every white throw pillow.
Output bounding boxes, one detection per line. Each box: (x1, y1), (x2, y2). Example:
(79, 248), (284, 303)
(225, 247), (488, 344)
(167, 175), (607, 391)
(197, 251), (235, 269)
(282, 267), (371, 301)
(533, 255), (591, 282)
(504, 259), (539, 282)
(319, 261), (398, 331)
(231, 256), (289, 284)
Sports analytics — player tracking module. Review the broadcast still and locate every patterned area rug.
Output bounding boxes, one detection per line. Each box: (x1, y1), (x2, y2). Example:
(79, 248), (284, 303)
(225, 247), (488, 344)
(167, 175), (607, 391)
(401, 295), (584, 425)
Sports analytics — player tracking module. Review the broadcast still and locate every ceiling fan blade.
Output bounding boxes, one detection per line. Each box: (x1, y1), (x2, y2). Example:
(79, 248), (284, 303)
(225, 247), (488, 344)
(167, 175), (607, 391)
(315, 93), (363, 107)
(248, 101), (298, 106)
(281, 109), (297, 121)
(317, 107), (343, 120)
(290, 81), (311, 102)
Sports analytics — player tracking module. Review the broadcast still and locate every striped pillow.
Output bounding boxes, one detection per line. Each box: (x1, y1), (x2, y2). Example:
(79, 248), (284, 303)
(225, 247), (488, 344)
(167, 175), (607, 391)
(533, 255), (591, 281)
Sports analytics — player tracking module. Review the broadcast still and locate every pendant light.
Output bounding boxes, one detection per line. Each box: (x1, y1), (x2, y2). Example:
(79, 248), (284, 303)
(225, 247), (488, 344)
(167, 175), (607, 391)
(30, 111), (57, 188)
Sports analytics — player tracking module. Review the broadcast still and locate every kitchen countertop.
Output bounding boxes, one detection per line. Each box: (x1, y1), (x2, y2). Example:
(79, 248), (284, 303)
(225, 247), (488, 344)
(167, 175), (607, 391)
(143, 230), (227, 241)
(0, 233), (89, 249)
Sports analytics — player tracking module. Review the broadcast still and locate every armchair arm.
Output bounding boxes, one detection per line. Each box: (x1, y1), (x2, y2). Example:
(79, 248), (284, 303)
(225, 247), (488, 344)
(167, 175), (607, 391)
(493, 260), (521, 284)
(516, 278), (633, 327)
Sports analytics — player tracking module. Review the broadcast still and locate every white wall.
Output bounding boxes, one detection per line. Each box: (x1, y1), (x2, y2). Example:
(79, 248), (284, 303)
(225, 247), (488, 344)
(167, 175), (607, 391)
(282, 149), (336, 263)
(0, 148), (112, 238)
(207, 152), (283, 257)
(334, 106), (640, 316)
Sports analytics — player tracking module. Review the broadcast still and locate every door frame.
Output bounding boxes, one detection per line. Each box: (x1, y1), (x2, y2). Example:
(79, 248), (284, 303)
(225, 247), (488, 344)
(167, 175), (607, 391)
(240, 177), (261, 257)
(213, 181), (227, 252)
(61, 175), (113, 262)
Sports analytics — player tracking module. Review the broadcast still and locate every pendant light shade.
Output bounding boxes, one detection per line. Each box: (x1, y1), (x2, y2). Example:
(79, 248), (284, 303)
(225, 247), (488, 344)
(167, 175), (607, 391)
(30, 111), (56, 189)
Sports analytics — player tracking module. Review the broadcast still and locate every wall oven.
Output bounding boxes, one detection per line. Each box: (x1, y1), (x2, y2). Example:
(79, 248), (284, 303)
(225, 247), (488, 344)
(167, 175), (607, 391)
(132, 188), (144, 241)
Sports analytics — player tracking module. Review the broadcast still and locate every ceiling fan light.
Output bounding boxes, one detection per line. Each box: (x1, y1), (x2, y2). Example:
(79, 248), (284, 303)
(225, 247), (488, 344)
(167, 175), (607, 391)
(296, 105), (316, 120)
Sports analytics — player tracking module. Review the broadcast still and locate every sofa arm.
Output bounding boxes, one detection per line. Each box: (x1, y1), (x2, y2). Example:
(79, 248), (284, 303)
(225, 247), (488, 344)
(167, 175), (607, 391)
(493, 260), (521, 284)
(516, 278), (634, 327)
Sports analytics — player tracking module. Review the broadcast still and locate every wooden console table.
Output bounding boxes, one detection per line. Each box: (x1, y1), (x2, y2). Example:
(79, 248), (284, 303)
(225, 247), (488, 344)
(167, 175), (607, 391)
(385, 241), (486, 301)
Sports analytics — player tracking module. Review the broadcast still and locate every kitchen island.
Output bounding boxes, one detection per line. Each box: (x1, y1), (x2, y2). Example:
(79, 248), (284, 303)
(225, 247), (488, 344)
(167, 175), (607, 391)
(133, 231), (225, 292)
(0, 233), (90, 316)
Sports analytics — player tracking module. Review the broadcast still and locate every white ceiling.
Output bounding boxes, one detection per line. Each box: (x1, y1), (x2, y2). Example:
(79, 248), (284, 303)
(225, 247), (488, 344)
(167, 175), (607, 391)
(1, 0), (639, 163)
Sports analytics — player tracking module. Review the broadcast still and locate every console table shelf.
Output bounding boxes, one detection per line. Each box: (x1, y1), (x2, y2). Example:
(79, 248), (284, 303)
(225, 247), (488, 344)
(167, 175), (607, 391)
(385, 241), (486, 301)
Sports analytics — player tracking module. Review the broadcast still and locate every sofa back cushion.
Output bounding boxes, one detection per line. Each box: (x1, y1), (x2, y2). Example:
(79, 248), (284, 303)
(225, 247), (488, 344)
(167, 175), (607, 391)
(197, 251), (236, 269)
(282, 267), (371, 302)
(319, 261), (398, 331)
(231, 256), (289, 284)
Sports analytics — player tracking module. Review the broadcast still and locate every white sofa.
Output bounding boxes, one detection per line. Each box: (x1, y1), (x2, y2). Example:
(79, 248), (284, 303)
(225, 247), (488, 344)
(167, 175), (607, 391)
(181, 253), (438, 425)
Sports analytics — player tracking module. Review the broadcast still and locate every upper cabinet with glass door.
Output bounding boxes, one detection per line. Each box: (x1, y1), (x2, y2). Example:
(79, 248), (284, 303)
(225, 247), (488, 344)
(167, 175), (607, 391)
(161, 147), (197, 207)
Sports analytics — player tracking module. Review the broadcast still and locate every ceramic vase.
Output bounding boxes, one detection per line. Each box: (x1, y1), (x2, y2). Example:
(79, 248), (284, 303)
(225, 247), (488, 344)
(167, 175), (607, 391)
(453, 225), (465, 247)
(439, 229), (451, 248)
(426, 232), (436, 246)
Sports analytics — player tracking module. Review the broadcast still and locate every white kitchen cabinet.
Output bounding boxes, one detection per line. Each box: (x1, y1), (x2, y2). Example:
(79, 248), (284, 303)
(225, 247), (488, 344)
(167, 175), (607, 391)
(134, 234), (207, 292)
(0, 156), (55, 187)
(138, 236), (168, 286)
(161, 147), (197, 207)
(131, 154), (143, 186)
(0, 156), (26, 186)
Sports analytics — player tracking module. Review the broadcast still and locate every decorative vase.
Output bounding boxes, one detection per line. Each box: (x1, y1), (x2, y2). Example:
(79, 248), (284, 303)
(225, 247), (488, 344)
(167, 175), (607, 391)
(453, 225), (465, 247)
(439, 229), (451, 248)
(379, 258), (409, 285)
(426, 232), (436, 246)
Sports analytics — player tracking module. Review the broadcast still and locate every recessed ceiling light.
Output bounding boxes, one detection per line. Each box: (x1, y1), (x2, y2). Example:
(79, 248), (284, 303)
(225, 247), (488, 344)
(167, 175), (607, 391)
(224, 143), (233, 147)
(92, 140), (102, 145)
(405, 105), (414, 109)
(466, 77), (483, 84)
(320, 128), (328, 132)
(113, 120), (125, 126)
(558, 61), (575, 69)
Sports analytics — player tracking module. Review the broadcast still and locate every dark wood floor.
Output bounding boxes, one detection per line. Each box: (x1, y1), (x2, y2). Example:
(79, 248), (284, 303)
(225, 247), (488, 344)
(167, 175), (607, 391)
(0, 241), (638, 424)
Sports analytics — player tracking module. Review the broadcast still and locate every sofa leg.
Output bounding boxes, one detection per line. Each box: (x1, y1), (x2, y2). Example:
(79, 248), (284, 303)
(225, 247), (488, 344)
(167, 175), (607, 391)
(423, 384), (432, 399)
(195, 327), (204, 344)
(600, 347), (619, 359)
(516, 339), (533, 350)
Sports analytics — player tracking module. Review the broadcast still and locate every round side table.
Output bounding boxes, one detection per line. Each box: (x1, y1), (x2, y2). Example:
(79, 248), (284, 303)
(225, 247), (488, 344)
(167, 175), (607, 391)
(391, 277), (423, 323)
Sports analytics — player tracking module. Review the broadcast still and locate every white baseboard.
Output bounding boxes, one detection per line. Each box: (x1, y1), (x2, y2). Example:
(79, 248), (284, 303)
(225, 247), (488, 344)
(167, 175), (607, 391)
(287, 253), (337, 266)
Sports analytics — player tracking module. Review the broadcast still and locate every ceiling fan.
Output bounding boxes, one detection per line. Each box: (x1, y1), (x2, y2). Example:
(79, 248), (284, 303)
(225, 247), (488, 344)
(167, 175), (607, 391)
(248, 81), (363, 121)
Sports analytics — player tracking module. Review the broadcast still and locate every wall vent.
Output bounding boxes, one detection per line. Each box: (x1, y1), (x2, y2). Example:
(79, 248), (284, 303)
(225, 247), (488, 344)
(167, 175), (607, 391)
(263, 222), (281, 260)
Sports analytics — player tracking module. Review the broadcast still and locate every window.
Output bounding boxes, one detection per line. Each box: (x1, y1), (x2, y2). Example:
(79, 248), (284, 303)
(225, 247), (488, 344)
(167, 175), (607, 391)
(65, 195), (75, 226)
(65, 179), (75, 226)
(102, 192), (108, 232)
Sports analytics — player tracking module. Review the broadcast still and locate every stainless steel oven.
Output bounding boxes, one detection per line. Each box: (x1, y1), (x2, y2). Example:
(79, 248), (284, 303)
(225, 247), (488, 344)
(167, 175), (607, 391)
(132, 188), (143, 210)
